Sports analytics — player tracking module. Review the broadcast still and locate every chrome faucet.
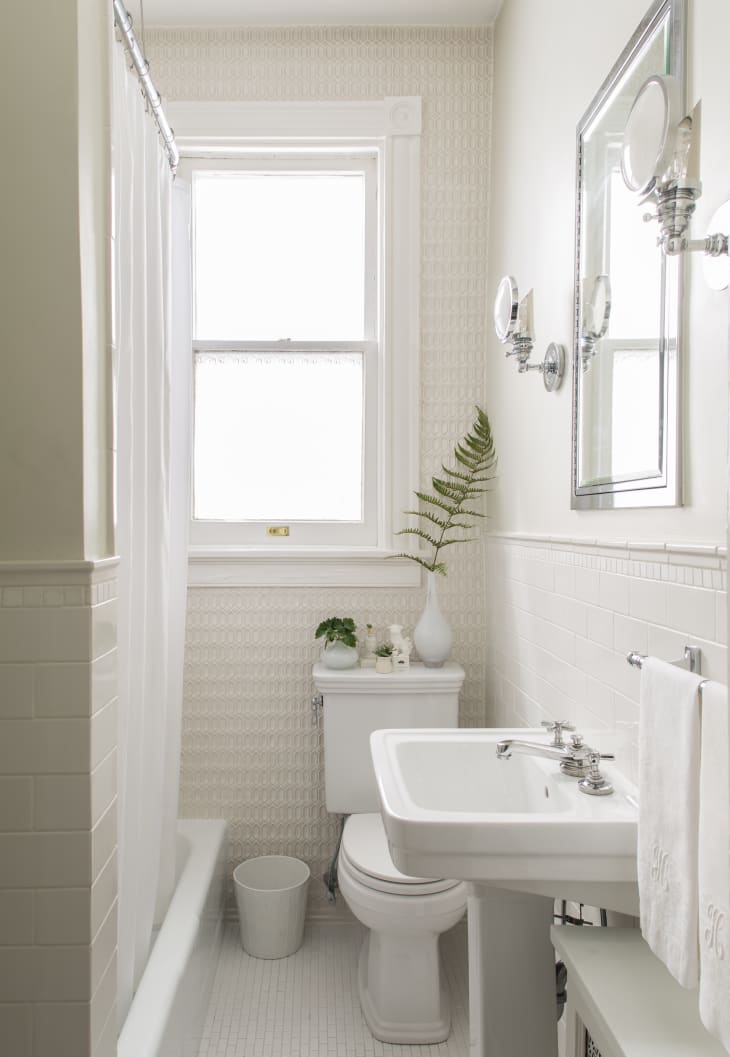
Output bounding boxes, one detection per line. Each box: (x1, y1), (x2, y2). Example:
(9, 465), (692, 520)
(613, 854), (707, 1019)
(496, 721), (615, 796)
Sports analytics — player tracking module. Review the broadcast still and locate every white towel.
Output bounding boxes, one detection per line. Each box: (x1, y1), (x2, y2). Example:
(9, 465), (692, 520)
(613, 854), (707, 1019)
(699, 679), (730, 1049)
(638, 657), (703, 987)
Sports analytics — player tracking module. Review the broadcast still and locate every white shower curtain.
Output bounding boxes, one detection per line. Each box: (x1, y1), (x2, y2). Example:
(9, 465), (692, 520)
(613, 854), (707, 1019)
(112, 42), (191, 1026)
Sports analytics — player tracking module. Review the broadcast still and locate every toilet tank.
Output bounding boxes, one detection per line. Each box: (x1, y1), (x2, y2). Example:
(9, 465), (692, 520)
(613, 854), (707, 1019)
(313, 662), (465, 814)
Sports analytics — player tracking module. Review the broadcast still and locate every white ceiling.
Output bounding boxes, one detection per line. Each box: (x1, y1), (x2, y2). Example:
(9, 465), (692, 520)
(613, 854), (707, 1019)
(138, 0), (502, 27)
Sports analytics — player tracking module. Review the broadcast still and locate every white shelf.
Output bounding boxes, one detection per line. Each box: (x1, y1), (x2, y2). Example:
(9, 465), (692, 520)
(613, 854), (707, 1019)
(551, 927), (726, 1057)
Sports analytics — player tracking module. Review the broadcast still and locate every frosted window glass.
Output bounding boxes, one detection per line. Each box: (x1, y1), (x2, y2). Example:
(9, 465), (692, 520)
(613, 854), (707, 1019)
(193, 352), (364, 521)
(193, 172), (366, 341)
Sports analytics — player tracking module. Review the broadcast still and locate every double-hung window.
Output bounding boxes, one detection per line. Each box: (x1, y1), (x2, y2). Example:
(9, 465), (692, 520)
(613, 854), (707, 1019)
(190, 155), (377, 546)
(172, 98), (421, 584)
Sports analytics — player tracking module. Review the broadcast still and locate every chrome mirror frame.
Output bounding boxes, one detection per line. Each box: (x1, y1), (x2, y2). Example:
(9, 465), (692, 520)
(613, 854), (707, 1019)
(571, 0), (685, 509)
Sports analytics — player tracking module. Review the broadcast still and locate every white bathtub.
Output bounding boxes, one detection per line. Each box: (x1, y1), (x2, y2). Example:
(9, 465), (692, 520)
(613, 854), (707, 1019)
(118, 819), (227, 1057)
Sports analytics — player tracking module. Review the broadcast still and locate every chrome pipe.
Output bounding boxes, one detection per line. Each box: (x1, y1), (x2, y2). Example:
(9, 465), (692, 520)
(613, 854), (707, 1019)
(113, 0), (179, 174)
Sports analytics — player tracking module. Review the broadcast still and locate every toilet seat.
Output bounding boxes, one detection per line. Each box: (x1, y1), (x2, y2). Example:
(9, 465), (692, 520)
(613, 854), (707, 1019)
(341, 814), (460, 897)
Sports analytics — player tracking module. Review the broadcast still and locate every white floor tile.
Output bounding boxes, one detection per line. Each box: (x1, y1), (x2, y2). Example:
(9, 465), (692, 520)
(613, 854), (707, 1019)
(198, 920), (469, 1057)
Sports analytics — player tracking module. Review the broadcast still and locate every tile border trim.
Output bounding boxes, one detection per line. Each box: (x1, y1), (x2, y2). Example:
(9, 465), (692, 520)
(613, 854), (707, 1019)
(0, 558), (120, 590)
(489, 532), (726, 563)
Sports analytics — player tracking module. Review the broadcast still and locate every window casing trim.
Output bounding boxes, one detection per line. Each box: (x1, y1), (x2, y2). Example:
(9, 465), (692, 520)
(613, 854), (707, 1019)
(170, 98), (421, 586)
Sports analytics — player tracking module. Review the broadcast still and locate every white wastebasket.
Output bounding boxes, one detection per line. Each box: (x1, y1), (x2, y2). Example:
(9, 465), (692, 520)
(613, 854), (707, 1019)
(233, 855), (310, 958)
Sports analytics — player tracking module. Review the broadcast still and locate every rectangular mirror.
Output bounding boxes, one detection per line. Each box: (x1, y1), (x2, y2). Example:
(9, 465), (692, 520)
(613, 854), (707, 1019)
(572, 0), (686, 509)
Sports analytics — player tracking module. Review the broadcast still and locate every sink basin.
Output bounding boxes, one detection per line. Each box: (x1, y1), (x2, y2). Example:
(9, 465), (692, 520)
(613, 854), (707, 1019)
(370, 727), (638, 891)
(371, 727), (639, 1057)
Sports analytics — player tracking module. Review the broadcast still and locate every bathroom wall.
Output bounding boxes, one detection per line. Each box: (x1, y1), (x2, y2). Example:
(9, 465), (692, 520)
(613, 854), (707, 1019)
(148, 25), (494, 913)
(0, 5), (118, 1055)
(484, 0), (729, 773)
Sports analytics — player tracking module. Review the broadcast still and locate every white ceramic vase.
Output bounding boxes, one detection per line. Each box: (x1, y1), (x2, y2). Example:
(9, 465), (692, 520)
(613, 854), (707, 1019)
(413, 571), (452, 668)
(321, 642), (359, 669)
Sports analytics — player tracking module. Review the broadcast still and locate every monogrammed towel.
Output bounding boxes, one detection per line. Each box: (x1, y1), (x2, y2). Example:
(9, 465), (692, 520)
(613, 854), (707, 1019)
(638, 657), (703, 988)
(698, 679), (730, 1048)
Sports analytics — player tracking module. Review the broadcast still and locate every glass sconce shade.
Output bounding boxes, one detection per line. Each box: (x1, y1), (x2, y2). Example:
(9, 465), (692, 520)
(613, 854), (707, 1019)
(621, 74), (682, 195)
(583, 275), (612, 341)
(493, 275), (519, 342)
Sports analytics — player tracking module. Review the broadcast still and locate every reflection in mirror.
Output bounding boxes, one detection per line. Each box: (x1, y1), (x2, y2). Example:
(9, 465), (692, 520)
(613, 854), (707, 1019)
(572, 0), (684, 508)
(580, 275), (612, 372)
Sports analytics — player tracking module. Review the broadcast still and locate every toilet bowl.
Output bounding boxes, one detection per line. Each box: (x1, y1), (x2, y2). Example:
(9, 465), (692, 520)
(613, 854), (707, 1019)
(313, 660), (466, 1043)
(336, 812), (467, 1044)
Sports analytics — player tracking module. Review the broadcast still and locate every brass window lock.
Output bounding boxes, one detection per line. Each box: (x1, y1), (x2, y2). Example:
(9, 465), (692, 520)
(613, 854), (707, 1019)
(267, 526), (290, 537)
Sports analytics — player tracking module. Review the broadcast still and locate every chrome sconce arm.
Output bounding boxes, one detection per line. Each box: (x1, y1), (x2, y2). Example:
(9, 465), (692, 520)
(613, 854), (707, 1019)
(622, 75), (730, 289)
(493, 276), (565, 392)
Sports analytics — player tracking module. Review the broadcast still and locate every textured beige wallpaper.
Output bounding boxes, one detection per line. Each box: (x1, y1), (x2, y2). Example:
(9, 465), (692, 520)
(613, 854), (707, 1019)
(148, 26), (493, 912)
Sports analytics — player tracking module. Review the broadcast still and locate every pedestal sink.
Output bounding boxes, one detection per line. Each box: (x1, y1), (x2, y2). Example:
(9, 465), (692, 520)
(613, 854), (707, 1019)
(370, 728), (639, 1057)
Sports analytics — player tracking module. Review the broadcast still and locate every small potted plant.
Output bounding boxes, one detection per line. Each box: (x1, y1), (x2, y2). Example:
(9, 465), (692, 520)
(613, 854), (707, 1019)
(315, 617), (359, 670)
(374, 643), (394, 674)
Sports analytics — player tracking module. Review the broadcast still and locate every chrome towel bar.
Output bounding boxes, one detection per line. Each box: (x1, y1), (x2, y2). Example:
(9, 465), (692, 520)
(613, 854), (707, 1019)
(626, 645), (703, 675)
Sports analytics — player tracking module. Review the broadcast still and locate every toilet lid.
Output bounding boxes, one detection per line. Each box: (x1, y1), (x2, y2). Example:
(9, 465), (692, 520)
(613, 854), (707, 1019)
(342, 813), (456, 890)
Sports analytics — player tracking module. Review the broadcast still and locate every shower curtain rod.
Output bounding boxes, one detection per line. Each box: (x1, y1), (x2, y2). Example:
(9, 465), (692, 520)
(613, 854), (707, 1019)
(112, 0), (179, 174)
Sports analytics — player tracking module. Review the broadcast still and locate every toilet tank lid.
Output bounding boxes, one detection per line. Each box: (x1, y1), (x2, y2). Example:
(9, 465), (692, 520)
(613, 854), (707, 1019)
(312, 661), (465, 693)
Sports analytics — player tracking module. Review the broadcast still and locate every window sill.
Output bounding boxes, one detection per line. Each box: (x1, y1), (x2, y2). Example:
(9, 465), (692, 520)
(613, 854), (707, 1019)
(187, 547), (423, 587)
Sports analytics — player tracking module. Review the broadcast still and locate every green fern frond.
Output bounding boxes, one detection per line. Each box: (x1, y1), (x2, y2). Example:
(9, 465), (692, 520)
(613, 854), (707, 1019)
(454, 447), (478, 470)
(403, 509), (451, 530)
(396, 528), (441, 547)
(431, 479), (464, 501)
(441, 466), (495, 486)
(389, 552), (443, 573)
(441, 465), (472, 482)
(388, 405), (497, 575)
(414, 491), (457, 516)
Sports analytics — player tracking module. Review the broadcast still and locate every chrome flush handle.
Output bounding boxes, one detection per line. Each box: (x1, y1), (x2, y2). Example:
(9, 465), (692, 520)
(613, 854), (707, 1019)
(311, 693), (323, 726)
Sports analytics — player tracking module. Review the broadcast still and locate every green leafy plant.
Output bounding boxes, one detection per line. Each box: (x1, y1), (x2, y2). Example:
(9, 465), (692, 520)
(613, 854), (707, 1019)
(392, 405), (497, 575)
(374, 643), (394, 657)
(315, 616), (357, 649)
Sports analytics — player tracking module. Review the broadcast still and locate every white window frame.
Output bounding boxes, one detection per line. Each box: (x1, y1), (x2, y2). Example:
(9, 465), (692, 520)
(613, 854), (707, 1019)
(188, 155), (378, 546)
(170, 97), (422, 586)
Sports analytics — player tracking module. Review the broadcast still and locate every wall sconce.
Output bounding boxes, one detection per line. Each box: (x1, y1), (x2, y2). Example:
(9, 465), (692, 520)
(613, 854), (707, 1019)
(621, 74), (730, 289)
(493, 276), (564, 392)
(580, 275), (611, 373)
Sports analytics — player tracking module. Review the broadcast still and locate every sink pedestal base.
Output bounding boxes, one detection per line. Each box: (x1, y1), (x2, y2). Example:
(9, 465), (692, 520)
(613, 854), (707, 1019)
(467, 883), (557, 1057)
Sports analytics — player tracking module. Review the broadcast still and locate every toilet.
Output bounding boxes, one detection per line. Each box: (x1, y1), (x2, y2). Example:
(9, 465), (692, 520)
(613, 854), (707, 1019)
(313, 661), (467, 1044)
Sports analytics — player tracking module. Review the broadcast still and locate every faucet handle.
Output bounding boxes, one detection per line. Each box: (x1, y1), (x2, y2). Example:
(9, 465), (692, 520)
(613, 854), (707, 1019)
(541, 719), (575, 746)
(578, 752), (614, 796)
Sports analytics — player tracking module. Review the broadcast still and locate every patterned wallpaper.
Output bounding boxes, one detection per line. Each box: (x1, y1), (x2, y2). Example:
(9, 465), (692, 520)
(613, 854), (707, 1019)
(148, 26), (494, 913)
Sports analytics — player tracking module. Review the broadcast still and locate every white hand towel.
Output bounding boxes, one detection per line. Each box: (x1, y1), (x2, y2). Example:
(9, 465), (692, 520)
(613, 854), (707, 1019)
(699, 679), (730, 1050)
(638, 656), (703, 987)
